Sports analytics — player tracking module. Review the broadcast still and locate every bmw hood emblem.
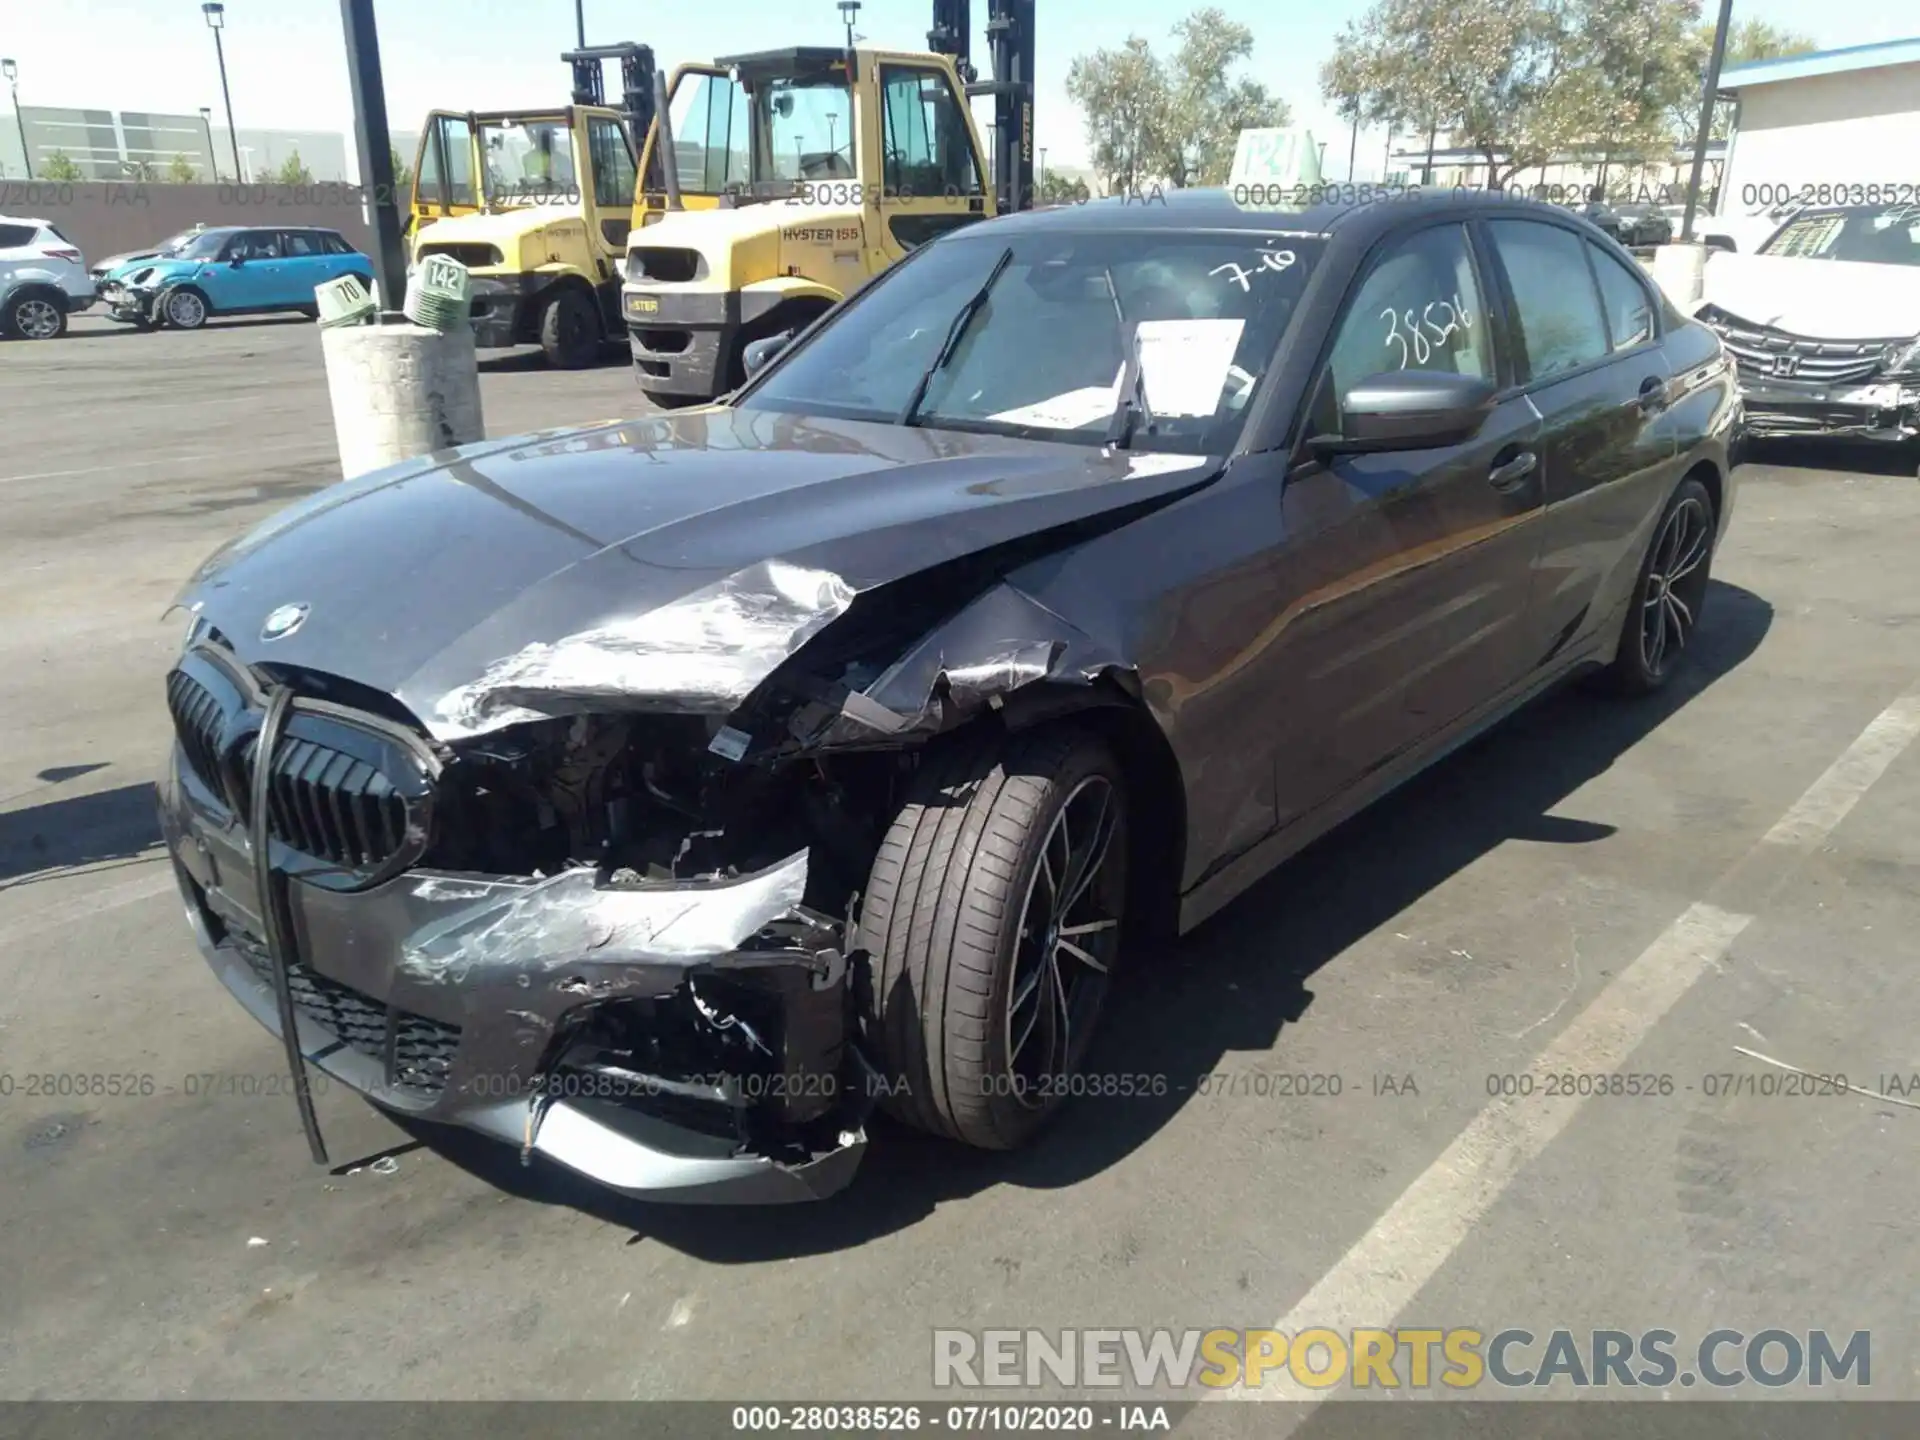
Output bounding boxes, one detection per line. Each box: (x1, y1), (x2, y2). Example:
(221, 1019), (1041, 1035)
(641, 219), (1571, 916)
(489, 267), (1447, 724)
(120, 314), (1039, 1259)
(260, 602), (310, 642)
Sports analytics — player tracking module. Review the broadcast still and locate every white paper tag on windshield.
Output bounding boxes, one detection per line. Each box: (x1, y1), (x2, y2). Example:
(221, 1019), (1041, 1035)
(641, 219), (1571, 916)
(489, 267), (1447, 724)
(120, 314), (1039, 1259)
(1136, 319), (1245, 417)
(990, 369), (1125, 429)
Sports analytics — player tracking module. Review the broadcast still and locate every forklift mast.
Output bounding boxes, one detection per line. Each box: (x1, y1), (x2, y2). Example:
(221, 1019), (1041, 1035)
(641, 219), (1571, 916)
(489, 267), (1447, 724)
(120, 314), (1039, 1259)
(561, 42), (661, 180)
(928, 0), (1034, 213)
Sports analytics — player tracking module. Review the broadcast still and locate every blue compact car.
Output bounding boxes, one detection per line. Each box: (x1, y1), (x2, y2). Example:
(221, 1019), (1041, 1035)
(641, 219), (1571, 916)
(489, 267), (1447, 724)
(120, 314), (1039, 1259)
(98, 225), (373, 330)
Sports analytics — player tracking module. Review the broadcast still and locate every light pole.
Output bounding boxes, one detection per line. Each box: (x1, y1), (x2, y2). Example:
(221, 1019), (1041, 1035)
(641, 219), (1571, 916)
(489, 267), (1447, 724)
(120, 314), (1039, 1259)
(3, 59), (28, 180)
(1039, 146), (1047, 193)
(203, 3), (242, 185)
(838, 0), (862, 50)
(1681, 0), (1733, 242)
(574, 0), (587, 48)
(198, 106), (219, 181)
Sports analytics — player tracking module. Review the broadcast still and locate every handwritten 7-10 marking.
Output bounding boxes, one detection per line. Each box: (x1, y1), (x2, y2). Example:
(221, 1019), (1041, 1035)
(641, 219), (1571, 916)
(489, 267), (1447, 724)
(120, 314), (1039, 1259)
(1211, 249), (1297, 293)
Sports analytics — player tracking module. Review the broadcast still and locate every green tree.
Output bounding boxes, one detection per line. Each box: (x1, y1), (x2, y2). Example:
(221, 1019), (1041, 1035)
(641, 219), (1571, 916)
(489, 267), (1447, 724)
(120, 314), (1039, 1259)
(123, 159), (161, 181)
(1669, 19), (1818, 141)
(1066, 8), (1288, 192)
(41, 151), (84, 181)
(274, 148), (315, 186)
(1039, 170), (1092, 205)
(166, 153), (200, 183)
(389, 143), (413, 191)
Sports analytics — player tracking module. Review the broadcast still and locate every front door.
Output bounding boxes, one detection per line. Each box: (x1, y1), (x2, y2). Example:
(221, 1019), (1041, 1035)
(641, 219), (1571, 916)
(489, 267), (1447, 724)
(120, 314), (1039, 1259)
(1267, 220), (1546, 825)
(410, 111), (479, 237)
(214, 230), (286, 309)
(635, 64), (743, 220)
(870, 59), (989, 274)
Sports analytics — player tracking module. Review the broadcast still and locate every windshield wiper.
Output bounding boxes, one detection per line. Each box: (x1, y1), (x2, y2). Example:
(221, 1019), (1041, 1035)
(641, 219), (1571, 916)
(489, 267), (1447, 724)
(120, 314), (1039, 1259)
(1105, 327), (1154, 450)
(899, 245), (1014, 427)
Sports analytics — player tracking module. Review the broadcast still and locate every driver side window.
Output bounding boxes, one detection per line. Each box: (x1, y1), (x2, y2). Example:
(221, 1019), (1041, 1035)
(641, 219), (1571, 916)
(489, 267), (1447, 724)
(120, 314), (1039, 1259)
(1317, 224), (1491, 433)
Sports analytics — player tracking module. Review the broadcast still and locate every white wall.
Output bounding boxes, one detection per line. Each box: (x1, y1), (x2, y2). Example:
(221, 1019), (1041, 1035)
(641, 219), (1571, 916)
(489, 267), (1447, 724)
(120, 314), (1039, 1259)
(1723, 61), (1920, 219)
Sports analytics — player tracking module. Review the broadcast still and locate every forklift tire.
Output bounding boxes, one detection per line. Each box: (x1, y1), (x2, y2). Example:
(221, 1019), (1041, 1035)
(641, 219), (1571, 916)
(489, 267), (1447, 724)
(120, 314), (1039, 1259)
(539, 287), (601, 369)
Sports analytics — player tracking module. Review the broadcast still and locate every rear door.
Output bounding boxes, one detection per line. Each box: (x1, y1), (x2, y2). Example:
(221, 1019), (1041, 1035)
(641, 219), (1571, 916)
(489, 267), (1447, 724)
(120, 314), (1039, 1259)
(277, 229), (339, 304)
(1478, 218), (1679, 664)
(1267, 219), (1547, 825)
(871, 58), (990, 272)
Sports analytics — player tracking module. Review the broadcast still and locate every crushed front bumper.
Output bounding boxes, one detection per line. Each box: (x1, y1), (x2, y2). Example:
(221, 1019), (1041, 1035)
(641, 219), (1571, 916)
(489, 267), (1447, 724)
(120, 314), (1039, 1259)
(1737, 375), (1920, 442)
(158, 748), (872, 1204)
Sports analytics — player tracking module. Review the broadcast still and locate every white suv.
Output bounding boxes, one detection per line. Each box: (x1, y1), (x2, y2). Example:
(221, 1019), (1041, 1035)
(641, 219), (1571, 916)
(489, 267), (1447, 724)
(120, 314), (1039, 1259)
(0, 215), (94, 340)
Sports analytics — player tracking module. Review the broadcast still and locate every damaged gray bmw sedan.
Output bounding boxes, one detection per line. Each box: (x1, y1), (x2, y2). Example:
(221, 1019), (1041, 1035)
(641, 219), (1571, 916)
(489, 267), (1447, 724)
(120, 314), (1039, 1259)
(158, 191), (1740, 1202)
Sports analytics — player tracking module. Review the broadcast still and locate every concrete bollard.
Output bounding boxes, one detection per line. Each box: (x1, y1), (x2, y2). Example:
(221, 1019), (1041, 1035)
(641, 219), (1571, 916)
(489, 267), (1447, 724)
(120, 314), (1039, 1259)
(1649, 242), (1709, 308)
(319, 313), (485, 480)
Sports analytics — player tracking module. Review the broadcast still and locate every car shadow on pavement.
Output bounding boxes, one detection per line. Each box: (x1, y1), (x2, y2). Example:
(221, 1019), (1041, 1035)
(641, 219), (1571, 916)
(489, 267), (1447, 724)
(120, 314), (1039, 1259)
(0, 779), (162, 884)
(393, 580), (1774, 1256)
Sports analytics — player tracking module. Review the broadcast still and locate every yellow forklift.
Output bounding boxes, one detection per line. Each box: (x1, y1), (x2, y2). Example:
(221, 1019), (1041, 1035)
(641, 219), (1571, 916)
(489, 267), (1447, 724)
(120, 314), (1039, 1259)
(620, 0), (1036, 401)
(407, 42), (687, 368)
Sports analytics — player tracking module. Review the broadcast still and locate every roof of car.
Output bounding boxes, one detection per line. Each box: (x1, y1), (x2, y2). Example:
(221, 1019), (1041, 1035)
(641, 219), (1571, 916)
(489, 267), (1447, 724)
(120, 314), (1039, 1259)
(0, 214), (54, 227)
(980, 186), (1596, 244)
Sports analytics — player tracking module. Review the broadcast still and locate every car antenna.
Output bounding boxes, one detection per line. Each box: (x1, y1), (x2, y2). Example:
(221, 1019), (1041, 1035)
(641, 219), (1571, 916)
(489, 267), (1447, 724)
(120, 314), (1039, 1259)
(899, 244), (1014, 427)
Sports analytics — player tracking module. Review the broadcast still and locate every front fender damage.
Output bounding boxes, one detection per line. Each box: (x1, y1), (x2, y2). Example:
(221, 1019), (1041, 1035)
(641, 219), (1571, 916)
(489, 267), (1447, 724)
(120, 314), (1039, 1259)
(378, 513), (1159, 1201)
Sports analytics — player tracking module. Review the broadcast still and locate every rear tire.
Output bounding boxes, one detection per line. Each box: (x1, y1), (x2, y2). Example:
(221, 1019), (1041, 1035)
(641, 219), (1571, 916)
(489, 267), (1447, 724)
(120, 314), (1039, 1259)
(1594, 476), (1716, 696)
(857, 727), (1129, 1151)
(538, 286), (600, 368)
(2, 290), (66, 340)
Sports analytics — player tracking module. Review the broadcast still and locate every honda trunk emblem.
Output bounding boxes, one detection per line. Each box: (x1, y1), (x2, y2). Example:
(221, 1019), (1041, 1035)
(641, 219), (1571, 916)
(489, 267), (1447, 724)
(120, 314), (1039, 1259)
(260, 603), (309, 641)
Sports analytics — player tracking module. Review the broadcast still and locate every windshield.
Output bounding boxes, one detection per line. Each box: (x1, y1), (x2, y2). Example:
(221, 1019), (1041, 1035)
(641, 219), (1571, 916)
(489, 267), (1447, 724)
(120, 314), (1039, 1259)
(477, 118), (578, 205)
(157, 229), (203, 255)
(1760, 206), (1920, 266)
(742, 228), (1325, 453)
(756, 75), (854, 183)
(170, 230), (231, 260)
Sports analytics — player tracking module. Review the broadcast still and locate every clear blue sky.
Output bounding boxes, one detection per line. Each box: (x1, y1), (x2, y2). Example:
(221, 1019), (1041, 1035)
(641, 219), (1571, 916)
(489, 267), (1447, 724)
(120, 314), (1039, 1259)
(9, 0), (1917, 180)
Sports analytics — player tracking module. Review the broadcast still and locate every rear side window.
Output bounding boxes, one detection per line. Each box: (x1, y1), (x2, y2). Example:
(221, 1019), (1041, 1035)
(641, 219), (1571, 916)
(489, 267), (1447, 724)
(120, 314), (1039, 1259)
(324, 232), (355, 254)
(0, 223), (37, 248)
(1486, 220), (1610, 381)
(1588, 241), (1656, 351)
(281, 231), (322, 256)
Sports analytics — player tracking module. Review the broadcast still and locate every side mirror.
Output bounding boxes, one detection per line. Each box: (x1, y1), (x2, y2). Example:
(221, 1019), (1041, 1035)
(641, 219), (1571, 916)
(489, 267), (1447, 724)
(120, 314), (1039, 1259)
(742, 330), (795, 378)
(1309, 370), (1498, 454)
(229, 254), (245, 267)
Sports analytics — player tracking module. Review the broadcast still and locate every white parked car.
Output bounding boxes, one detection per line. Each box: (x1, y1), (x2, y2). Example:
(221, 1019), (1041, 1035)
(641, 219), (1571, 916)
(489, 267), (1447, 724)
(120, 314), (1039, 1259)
(0, 214), (94, 340)
(1692, 202), (1920, 444)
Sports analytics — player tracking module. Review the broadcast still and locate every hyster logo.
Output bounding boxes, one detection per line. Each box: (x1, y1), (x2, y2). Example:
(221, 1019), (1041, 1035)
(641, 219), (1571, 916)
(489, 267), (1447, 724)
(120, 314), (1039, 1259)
(784, 226), (861, 244)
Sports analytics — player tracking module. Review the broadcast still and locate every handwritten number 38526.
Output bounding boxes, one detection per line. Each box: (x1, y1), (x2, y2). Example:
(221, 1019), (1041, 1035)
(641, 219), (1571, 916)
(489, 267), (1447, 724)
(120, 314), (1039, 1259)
(1382, 295), (1474, 369)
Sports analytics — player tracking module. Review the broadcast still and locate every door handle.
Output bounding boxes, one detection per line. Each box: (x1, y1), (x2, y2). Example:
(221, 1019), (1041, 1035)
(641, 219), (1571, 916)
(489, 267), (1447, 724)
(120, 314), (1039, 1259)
(1488, 450), (1537, 489)
(1636, 376), (1669, 414)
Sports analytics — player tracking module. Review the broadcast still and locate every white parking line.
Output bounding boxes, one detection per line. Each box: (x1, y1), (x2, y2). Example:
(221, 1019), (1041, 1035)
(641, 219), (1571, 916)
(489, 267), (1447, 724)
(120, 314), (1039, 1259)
(0, 453), (225, 485)
(0, 867), (175, 946)
(1227, 681), (1920, 1412)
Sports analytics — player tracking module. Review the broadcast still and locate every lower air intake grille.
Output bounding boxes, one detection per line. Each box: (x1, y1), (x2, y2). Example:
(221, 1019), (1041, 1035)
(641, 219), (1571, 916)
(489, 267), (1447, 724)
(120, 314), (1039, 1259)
(235, 934), (460, 1096)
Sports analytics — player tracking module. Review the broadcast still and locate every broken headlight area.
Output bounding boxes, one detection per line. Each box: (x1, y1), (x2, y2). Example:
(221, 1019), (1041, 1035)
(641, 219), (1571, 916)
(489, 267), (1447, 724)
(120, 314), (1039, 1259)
(420, 711), (901, 907)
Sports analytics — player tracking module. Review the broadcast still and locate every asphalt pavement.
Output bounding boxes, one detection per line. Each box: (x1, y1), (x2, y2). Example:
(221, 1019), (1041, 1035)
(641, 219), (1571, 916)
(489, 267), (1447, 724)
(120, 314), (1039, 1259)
(3, 315), (1919, 1419)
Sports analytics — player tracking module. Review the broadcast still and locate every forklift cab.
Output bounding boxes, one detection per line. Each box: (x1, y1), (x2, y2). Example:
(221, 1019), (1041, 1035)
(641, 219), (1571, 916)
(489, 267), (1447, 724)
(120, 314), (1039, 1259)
(410, 107), (638, 249)
(631, 47), (992, 257)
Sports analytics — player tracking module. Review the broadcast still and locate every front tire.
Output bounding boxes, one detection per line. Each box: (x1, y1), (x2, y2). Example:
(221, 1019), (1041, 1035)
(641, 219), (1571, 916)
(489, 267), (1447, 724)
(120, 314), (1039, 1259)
(1596, 476), (1715, 695)
(160, 286), (209, 330)
(538, 286), (600, 368)
(858, 727), (1128, 1151)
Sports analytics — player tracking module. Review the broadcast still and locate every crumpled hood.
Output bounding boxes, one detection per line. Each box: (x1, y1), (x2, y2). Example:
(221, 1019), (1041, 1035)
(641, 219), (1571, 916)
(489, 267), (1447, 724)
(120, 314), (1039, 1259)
(174, 407), (1218, 742)
(1699, 252), (1920, 338)
(109, 255), (202, 285)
